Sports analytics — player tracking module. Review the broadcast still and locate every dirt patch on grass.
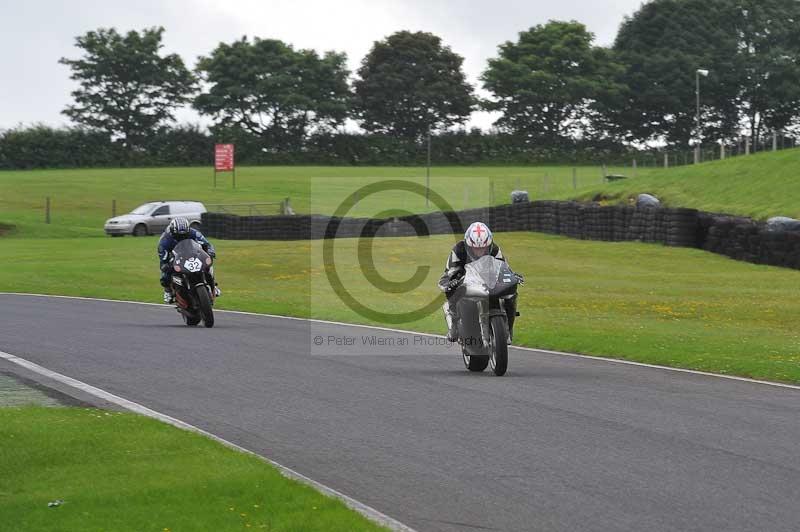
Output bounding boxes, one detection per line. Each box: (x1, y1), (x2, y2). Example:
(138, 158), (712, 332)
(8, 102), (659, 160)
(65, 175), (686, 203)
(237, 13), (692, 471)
(0, 223), (15, 237)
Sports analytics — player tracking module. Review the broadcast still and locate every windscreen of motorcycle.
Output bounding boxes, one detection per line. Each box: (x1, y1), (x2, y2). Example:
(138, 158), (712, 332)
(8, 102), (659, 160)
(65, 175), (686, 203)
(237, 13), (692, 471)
(173, 239), (209, 274)
(463, 256), (505, 292)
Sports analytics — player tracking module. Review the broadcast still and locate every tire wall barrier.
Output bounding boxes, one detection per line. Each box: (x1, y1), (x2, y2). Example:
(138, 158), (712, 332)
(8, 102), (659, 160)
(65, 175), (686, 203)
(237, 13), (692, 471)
(201, 203), (800, 270)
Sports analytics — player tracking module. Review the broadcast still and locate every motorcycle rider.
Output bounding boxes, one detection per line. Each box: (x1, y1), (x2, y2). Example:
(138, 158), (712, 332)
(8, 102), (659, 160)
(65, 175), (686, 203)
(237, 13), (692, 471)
(437, 221), (520, 343)
(158, 217), (219, 303)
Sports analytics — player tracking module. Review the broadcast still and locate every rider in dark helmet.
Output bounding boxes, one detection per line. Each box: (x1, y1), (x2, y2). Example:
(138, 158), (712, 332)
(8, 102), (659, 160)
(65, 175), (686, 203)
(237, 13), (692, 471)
(437, 221), (521, 343)
(157, 217), (219, 303)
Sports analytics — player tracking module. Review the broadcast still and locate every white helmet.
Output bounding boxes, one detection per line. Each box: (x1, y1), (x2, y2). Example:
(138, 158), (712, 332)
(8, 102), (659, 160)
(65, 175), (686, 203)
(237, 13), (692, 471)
(464, 222), (493, 260)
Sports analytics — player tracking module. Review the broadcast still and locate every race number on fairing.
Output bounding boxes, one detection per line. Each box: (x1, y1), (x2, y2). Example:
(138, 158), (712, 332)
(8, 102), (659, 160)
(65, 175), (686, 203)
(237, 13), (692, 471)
(184, 257), (203, 272)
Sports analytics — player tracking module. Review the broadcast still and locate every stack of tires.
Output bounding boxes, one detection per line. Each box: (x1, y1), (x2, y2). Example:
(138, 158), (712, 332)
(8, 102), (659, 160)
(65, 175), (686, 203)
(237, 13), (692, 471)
(702, 216), (749, 255)
(663, 208), (699, 247)
(626, 208), (647, 242)
(509, 202), (533, 232)
(555, 201), (580, 238)
(532, 201), (558, 234)
(612, 206), (634, 242)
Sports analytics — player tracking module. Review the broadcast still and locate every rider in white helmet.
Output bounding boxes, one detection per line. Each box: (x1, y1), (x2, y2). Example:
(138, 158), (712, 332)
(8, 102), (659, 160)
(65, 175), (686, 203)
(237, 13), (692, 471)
(437, 221), (520, 343)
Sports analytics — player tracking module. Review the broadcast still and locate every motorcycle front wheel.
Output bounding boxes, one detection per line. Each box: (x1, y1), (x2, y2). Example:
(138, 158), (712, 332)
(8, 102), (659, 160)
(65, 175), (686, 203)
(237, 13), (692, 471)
(489, 315), (508, 376)
(196, 285), (215, 328)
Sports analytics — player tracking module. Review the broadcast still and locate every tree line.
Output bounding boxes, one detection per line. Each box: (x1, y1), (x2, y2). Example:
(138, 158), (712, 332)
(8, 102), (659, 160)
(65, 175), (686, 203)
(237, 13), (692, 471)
(3, 0), (799, 169)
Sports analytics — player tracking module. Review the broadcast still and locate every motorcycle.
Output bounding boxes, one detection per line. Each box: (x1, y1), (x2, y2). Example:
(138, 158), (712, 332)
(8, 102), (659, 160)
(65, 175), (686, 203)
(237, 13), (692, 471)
(454, 255), (522, 376)
(168, 239), (216, 328)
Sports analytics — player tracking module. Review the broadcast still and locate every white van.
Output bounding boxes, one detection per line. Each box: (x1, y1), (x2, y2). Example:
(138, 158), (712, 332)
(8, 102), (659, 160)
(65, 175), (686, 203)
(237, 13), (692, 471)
(104, 201), (207, 237)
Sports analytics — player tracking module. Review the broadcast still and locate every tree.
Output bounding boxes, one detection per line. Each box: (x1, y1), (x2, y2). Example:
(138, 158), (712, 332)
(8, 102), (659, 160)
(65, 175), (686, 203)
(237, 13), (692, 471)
(354, 31), (475, 140)
(194, 38), (350, 149)
(613, 0), (800, 146)
(59, 27), (195, 151)
(482, 21), (626, 145)
(732, 0), (800, 142)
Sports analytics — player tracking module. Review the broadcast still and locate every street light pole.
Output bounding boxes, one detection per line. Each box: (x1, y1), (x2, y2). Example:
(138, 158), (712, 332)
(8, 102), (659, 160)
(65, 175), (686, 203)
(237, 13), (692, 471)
(426, 125), (431, 207)
(695, 68), (709, 164)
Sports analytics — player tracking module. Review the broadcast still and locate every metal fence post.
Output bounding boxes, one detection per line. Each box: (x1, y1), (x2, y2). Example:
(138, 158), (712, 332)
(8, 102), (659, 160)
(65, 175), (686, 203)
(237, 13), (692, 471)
(45, 197), (51, 224)
(572, 167), (577, 189)
(112, 199), (116, 218)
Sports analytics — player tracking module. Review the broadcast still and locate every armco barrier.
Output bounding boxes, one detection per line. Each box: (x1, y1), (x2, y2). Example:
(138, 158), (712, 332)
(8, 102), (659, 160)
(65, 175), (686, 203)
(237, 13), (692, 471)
(200, 202), (800, 271)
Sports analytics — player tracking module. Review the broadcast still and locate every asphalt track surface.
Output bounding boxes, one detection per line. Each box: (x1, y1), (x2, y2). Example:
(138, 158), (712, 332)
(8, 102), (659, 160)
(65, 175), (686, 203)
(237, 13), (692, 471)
(2, 294), (799, 532)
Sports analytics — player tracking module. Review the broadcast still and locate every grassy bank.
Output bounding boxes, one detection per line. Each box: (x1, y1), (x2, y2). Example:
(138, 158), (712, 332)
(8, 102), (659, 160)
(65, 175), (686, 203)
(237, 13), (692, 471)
(0, 165), (636, 238)
(4, 233), (800, 384)
(578, 147), (800, 219)
(0, 407), (386, 531)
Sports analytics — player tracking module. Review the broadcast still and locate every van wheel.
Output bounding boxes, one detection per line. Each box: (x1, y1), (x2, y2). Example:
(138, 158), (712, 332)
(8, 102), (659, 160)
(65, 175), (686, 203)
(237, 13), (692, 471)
(133, 224), (147, 237)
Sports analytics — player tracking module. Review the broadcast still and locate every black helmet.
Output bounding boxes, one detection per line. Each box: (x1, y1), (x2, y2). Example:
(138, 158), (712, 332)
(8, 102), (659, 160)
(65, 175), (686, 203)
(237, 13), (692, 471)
(168, 217), (191, 239)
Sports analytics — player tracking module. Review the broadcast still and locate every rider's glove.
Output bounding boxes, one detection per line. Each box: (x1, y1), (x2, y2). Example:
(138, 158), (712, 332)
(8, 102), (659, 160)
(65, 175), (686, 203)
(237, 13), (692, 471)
(446, 277), (463, 291)
(160, 262), (171, 273)
(208, 250), (216, 259)
(515, 273), (525, 285)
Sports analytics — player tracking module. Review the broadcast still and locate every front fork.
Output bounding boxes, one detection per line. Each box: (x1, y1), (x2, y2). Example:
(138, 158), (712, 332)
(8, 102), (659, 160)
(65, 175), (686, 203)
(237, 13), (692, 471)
(478, 299), (511, 346)
(477, 300), (492, 346)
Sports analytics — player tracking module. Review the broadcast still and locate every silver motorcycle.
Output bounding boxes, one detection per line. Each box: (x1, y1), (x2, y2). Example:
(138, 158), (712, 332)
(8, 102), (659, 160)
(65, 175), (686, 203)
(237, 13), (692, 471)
(454, 255), (522, 376)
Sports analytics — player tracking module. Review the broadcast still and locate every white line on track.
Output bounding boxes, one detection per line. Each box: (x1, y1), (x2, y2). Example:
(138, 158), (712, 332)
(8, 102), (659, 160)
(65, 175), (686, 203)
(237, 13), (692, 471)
(0, 348), (416, 532)
(3, 291), (800, 392)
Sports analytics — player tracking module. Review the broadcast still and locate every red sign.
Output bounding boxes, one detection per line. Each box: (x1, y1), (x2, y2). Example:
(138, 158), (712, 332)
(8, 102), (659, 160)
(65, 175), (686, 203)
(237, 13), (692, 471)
(214, 144), (234, 171)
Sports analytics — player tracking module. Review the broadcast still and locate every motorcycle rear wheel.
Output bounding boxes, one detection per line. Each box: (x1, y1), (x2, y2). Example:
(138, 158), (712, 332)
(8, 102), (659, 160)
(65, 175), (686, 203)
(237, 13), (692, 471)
(462, 347), (489, 372)
(182, 312), (201, 326)
(489, 315), (508, 376)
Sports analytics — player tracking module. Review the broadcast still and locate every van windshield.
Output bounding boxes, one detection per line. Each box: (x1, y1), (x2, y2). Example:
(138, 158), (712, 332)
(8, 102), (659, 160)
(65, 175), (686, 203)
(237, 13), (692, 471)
(130, 203), (159, 215)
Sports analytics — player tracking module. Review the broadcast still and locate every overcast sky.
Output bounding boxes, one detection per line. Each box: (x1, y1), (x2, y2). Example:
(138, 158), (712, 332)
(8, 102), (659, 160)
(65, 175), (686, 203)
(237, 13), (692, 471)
(1, 0), (647, 131)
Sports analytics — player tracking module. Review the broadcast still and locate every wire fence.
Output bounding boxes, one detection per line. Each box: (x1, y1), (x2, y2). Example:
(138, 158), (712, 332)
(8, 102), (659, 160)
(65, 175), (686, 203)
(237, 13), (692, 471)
(621, 134), (798, 170)
(205, 200), (293, 216)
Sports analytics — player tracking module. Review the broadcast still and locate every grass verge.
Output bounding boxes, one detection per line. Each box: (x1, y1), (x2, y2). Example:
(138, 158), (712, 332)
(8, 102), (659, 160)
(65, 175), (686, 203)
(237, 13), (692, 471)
(576, 147), (800, 219)
(0, 165), (638, 238)
(0, 406), (386, 532)
(3, 233), (800, 384)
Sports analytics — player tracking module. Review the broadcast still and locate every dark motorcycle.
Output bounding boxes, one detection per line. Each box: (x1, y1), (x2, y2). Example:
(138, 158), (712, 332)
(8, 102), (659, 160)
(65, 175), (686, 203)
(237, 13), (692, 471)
(168, 239), (216, 328)
(455, 255), (522, 376)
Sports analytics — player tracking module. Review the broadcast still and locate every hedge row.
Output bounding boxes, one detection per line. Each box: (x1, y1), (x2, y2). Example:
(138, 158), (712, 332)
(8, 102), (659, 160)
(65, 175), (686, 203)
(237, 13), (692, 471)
(1, 125), (652, 170)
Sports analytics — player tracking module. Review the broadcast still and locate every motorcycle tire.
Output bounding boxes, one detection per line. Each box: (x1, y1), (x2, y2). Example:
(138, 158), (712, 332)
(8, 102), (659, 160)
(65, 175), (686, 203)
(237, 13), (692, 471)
(489, 315), (508, 376)
(182, 312), (201, 327)
(196, 285), (214, 328)
(462, 346), (489, 372)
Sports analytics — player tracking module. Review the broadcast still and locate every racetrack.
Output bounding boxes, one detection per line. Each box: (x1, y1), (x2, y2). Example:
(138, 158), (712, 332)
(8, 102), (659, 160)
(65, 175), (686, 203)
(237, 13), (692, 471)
(2, 294), (799, 532)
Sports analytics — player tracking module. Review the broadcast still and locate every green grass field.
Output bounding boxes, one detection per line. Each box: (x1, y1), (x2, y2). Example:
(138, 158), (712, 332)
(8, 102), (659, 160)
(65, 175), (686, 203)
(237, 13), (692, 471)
(577, 147), (800, 219)
(0, 407), (386, 532)
(4, 157), (800, 527)
(0, 165), (634, 238)
(4, 233), (800, 383)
